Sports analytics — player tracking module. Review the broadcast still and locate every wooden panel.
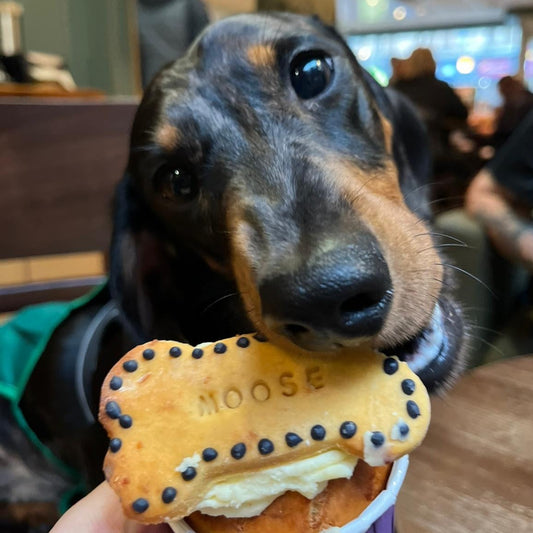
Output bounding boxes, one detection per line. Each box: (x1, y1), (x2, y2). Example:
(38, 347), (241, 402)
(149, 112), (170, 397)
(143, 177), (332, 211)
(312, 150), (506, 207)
(0, 83), (105, 98)
(0, 100), (138, 259)
(27, 251), (105, 282)
(0, 259), (29, 286)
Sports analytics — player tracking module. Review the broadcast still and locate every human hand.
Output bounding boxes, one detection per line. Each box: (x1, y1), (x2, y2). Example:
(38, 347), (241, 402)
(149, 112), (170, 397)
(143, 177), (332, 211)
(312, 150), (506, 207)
(50, 482), (171, 533)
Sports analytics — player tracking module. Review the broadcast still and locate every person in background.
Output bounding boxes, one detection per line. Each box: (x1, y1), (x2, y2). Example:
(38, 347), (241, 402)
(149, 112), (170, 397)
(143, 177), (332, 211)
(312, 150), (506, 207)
(465, 109), (533, 271)
(491, 75), (533, 150)
(391, 48), (472, 209)
(137, 0), (209, 88)
(391, 48), (469, 159)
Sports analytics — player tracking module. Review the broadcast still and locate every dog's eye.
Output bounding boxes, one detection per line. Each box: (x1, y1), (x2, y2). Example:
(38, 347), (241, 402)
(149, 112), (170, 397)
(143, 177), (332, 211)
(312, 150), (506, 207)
(154, 165), (197, 201)
(290, 51), (334, 99)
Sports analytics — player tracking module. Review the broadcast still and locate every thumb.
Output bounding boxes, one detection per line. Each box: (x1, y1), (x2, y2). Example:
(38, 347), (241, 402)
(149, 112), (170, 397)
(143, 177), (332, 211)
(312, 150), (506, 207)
(51, 482), (170, 533)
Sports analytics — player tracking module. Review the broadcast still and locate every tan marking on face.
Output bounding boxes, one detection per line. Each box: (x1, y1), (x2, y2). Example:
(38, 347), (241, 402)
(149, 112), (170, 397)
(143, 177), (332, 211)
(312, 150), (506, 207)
(155, 123), (180, 152)
(247, 44), (276, 68)
(227, 200), (302, 352)
(321, 155), (443, 348)
(378, 113), (394, 155)
(227, 202), (261, 320)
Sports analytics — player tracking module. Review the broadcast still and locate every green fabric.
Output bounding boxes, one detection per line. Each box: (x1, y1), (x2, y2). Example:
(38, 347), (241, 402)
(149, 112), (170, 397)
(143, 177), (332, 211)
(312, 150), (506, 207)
(0, 284), (106, 502)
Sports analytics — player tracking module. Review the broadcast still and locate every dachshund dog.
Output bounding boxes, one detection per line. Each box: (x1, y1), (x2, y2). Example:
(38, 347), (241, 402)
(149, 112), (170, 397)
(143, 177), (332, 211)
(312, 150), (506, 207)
(111, 12), (466, 393)
(4, 13), (468, 531)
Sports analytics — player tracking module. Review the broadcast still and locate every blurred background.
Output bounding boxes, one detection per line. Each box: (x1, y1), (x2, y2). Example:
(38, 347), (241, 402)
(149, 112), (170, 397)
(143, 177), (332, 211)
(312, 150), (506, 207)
(2, 1), (532, 101)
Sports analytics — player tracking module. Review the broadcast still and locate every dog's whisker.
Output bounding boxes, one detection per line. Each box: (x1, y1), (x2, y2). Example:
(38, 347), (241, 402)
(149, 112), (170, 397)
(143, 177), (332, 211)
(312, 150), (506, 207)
(351, 174), (379, 202)
(461, 305), (490, 313)
(468, 324), (504, 336)
(402, 180), (435, 200)
(417, 243), (471, 253)
(427, 195), (466, 207)
(435, 262), (496, 297)
(433, 277), (453, 289)
(415, 231), (468, 247)
(464, 331), (506, 359)
(202, 292), (239, 313)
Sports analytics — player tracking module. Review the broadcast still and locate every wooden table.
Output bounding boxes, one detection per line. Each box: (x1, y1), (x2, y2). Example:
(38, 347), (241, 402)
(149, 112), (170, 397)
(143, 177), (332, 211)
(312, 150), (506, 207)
(396, 356), (533, 532)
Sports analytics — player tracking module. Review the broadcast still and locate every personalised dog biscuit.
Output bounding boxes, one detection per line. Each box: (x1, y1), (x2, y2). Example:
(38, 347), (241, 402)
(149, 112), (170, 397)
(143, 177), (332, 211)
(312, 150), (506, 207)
(99, 335), (430, 523)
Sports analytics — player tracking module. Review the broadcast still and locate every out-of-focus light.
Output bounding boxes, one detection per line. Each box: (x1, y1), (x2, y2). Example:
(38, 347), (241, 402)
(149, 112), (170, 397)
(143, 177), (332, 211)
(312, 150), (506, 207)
(441, 64), (456, 78)
(526, 49), (533, 61)
(393, 6), (407, 20)
(396, 39), (412, 53)
(367, 66), (389, 86)
(366, 0), (379, 6)
(456, 55), (476, 74)
(478, 76), (490, 89)
(357, 46), (372, 61)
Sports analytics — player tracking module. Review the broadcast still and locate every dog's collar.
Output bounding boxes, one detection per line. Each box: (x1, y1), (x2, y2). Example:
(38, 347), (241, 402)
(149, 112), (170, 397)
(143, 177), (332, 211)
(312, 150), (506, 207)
(75, 300), (121, 424)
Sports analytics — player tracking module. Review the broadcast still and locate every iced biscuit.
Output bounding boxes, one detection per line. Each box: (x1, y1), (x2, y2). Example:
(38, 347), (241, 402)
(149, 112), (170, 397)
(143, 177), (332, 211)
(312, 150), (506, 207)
(99, 334), (430, 524)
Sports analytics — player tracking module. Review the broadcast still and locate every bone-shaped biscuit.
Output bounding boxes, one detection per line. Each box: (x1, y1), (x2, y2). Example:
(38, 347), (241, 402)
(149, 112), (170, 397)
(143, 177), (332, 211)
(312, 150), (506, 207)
(99, 335), (430, 524)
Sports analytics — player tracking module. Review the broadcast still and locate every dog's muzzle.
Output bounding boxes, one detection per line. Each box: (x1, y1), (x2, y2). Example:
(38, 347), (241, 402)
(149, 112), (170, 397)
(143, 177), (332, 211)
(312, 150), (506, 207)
(260, 243), (393, 351)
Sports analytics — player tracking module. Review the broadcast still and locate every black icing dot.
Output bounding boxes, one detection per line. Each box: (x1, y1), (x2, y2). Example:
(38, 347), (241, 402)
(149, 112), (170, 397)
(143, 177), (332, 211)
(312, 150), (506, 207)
(192, 348), (204, 359)
(162, 487), (177, 504)
(119, 414), (133, 428)
(311, 425), (326, 441)
(110, 376), (122, 390)
(383, 357), (399, 375)
(340, 421), (357, 439)
(105, 401), (121, 419)
(109, 438), (122, 452)
(169, 346), (182, 357)
(202, 448), (218, 462)
(132, 498), (149, 513)
(285, 432), (303, 447)
(253, 333), (267, 342)
(123, 360), (138, 372)
(181, 467), (197, 481)
(214, 342), (227, 354)
(402, 379), (416, 395)
(143, 348), (155, 360)
(237, 337), (250, 348)
(231, 442), (246, 459)
(407, 400), (421, 418)
(399, 423), (410, 436)
(371, 431), (385, 447)
(258, 439), (274, 455)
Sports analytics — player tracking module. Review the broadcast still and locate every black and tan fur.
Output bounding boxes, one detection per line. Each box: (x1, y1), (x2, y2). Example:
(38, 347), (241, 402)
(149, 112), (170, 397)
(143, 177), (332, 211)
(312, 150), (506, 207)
(111, 12), (465, 389)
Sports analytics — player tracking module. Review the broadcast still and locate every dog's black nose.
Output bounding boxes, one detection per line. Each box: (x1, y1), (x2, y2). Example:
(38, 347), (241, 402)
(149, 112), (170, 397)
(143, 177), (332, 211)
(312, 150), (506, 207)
(260, 241), (392, 342)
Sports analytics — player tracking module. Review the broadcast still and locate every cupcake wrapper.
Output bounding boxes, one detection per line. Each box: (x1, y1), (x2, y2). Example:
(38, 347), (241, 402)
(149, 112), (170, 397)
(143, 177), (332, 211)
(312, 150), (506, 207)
(170, 457), (408, 533)
(364, 505), (394, 533)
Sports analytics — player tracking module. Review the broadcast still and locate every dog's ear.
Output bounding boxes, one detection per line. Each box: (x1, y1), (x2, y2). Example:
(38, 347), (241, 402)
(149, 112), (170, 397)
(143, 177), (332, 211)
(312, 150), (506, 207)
(109, 173), (187, 343)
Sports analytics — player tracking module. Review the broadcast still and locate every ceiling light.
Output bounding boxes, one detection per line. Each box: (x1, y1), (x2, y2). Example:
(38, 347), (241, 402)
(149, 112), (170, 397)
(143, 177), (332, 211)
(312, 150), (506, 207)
(357, 46), (372, 61)
(393, 6), (407, 20)
(456, 55), (476, 74)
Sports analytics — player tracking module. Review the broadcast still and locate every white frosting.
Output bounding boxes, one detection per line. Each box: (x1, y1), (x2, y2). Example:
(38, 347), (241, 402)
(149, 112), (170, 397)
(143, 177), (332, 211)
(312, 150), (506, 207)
(176, 453), (201, 473)
(191, 450), (358, 518)
(363, 432), (388, 467)
(390, 419), (409, 442)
